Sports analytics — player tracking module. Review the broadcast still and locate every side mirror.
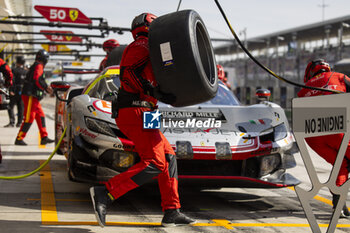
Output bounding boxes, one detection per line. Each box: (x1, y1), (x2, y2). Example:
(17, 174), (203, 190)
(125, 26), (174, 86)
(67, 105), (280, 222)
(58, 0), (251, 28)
(50, 81), (71, 102)
(50, 81), (71, 92)
(256, 89), (271, 102)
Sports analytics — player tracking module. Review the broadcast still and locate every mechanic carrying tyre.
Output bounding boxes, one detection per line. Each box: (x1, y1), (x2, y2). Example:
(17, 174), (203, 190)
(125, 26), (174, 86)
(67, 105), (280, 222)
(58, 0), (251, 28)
(298, 59), (350, 218)
(15, 50), (54, 146)
(99, 39), (120, 71)
(89, 13), (196, 228)
(0, 57), (13, 163)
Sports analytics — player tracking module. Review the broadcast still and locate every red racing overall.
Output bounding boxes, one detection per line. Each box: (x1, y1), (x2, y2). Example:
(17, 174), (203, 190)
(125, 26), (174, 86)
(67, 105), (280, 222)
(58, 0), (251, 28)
(105, 36), (181, 211)
(298, 71), (350, 186)
(0, 58), (13, 87)
(16, 62), (49, 141)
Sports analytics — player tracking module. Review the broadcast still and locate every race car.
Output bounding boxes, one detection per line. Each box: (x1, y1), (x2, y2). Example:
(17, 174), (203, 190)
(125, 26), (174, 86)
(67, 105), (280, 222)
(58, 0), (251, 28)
(0, 87), (9, 110)
(52, 65), (300, 188)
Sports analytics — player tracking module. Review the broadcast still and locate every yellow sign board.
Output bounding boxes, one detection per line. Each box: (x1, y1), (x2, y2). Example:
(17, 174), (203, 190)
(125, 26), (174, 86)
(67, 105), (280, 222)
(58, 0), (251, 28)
(41, 44), (71, 52)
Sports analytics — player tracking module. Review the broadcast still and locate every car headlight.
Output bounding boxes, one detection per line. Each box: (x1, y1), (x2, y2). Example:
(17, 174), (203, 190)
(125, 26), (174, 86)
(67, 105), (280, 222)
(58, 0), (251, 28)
(100, 149), (137, 172)
(259, 154), (281, 177)
(215, 142), (232, 159)
(176, 141), (193, 159)
(113, 151), (135, 168)
(274, 123), (287, 141)
(85, 117), (115, 137)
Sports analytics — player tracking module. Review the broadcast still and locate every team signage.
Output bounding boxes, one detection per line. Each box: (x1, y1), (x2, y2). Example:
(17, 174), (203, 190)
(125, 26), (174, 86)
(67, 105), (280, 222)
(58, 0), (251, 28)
(292, 93), (350, 233)
(40, 30), (82, 43)
(293, 96), (347, 136)
(35, 5), (92, 24)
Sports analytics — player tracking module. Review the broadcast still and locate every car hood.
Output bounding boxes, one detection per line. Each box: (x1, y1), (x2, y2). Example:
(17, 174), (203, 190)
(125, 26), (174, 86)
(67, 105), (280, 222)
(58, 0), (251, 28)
(158, 102), (289, 153)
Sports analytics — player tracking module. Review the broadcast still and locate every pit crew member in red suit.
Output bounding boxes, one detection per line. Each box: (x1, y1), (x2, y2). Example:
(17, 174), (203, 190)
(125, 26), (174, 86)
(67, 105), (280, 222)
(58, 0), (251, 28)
(15, 50), (54, 146)
(0, 58), (13, 163)
(90, 13), (195, 228)
(0, 58), (13, 87)
(298, 59), (350, 217)
(99, 39), (120, 71)
(217, 64), (232, 90)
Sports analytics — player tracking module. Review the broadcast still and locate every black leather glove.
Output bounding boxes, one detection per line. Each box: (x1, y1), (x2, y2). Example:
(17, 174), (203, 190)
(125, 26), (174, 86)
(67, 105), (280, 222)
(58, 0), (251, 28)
(139, 78), (155, 97)
(140, 79), (176, 104)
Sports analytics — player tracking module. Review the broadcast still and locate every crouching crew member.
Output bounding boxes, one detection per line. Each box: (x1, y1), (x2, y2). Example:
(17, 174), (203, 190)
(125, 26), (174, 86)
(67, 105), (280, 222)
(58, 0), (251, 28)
(15, 50), (54, 146)
(89, 13), (196, 228)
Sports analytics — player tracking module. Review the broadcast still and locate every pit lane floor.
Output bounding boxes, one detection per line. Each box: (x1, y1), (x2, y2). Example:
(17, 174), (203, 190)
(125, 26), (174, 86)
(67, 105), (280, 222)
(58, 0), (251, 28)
(1, 97), (350, 233)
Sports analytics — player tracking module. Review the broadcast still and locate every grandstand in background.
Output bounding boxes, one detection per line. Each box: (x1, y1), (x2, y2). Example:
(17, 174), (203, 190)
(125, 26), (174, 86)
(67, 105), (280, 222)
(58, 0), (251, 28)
(214, 14), (350, 109)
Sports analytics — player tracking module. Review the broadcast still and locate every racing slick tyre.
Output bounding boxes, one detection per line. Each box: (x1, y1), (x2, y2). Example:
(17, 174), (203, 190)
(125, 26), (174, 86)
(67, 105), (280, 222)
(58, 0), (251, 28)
(149, 10), (218, 107)
(106, 45), (127, 66)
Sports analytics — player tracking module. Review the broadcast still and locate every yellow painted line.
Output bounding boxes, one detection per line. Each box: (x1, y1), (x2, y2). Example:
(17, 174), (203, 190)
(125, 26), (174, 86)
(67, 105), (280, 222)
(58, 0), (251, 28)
(287, 186), (333, 206)
(40, 160), (58, 223)
(39, 220), (350, 228)
(38, 166), (350, 229)
(42, 221), (161, 226)
(211, 219), (234, 229)
(314, 194), (333, 206)
(38, 133), (45, 149)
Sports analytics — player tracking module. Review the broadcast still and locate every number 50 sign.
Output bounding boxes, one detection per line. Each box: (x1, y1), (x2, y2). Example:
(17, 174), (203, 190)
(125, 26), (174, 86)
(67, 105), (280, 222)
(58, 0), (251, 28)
(35, 5), (92, 24)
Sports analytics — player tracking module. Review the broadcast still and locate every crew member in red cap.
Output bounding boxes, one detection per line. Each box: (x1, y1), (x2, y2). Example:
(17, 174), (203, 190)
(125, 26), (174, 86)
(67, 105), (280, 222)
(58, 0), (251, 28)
(99, 39), (120, 71)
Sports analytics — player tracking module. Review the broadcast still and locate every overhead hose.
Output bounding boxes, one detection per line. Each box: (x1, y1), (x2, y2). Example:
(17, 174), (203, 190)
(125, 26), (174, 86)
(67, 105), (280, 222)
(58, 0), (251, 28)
(214, 0), (341, 94)
(0, 127), (67, 180)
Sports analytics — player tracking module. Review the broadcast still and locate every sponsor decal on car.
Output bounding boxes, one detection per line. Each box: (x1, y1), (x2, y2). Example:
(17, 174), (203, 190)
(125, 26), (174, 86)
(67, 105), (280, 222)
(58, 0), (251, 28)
(92, 100), (112, 114)
(79, 128), (97, 139)
(143, 110), (222, 129)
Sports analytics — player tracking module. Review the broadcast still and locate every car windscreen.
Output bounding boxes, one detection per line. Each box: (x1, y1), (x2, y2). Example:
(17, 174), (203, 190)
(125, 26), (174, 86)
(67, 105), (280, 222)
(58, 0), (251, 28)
(158, 82), (240, 107)
(197, 83), (240, 106)
(88, 75), (120, 100)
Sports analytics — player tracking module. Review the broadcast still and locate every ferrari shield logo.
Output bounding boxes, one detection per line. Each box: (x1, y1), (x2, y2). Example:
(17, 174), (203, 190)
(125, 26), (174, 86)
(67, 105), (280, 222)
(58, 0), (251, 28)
(65, 35), (72, 41)
(69, 10), (78, 22)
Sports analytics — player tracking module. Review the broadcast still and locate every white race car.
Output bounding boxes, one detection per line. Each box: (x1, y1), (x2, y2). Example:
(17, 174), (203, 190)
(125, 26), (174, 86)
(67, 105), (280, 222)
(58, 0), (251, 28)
(52, 65), (299, 188)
